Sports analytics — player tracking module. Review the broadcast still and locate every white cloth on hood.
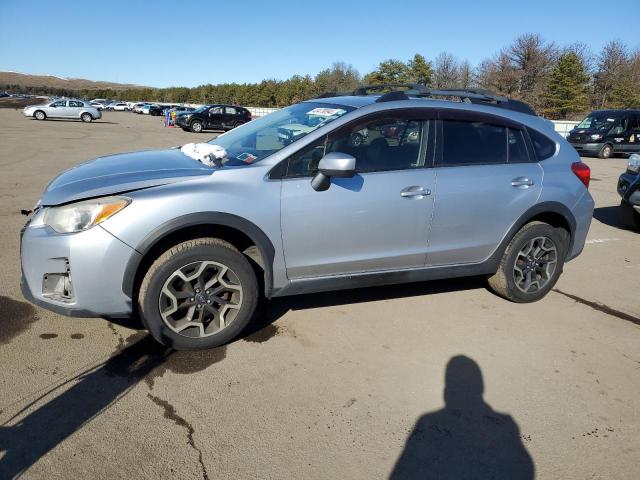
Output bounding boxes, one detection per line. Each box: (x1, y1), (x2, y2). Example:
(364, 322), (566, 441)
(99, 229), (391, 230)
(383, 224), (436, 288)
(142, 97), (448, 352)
(180, 142), (227, 167)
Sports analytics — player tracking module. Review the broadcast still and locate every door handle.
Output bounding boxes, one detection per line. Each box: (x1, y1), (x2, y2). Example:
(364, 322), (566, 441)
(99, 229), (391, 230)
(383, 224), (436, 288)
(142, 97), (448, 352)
(400, 186), (431, 198)
(511, 177), (534, 188)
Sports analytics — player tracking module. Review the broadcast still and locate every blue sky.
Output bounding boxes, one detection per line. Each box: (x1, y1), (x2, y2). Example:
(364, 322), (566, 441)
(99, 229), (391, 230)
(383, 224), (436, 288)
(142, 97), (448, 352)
(1, 0), (638, 88)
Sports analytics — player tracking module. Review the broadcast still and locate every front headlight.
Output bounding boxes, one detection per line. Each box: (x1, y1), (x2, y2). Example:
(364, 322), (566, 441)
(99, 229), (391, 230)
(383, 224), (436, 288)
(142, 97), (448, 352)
(628, 154), (640, 174)
(43, 196), (130, 233)
(590, 134), (603, 141)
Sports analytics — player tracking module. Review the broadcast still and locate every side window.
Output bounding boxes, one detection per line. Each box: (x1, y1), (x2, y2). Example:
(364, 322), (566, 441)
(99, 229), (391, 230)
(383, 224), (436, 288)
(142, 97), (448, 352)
(209, 106), (223, 115)
(508, 128), (529, 163)
(527, 128), (556, 160)
(225, 106), (237, 115)
(51, 100), (67, 107)
(284, 117), (427, 178)
(69, 101), (83, 107)
(629, 115), (640, 134)
(439, 120), (507, 166)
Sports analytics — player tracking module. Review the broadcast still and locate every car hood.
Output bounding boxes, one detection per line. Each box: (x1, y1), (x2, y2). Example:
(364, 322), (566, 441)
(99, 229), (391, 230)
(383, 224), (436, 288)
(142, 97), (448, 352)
(24, 104), (47, 110)
(41, 148), (212, 205)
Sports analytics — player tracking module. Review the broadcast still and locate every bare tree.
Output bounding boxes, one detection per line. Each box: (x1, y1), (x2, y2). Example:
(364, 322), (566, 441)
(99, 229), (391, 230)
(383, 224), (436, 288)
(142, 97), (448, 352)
(475, 53), (520, 96)
(457, 60), (473, 88)
(594, 40), (629, 108)
(506, 33), (558, 109)
(433, 52), (459, 89)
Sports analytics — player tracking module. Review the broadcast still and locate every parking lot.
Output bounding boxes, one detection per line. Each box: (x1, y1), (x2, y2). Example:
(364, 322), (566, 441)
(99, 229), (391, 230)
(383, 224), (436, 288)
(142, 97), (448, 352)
(0, 109), (638, 479)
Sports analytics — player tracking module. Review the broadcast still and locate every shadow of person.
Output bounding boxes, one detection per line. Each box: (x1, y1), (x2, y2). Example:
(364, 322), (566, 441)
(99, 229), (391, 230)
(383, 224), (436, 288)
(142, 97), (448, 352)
(390, 356), (534, 480)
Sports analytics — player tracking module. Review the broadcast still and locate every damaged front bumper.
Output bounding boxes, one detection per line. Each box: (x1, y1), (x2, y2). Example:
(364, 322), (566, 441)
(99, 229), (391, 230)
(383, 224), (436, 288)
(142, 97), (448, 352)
(20, 214), (141, 318)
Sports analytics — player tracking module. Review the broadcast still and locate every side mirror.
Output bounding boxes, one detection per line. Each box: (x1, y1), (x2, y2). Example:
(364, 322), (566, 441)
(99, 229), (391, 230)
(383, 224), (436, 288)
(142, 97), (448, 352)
(311, 152), (356, 191)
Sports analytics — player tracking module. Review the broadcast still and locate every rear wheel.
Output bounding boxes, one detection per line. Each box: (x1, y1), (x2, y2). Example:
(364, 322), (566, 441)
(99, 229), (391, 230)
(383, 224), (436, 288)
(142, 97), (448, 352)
(598, 144), (613, 159)
(487, 222), (566, 303)
(34, 110), (46, 121)
(138, 238), (258, 350)
(81, 113), (93, 123)
(190, 120), (203, 133)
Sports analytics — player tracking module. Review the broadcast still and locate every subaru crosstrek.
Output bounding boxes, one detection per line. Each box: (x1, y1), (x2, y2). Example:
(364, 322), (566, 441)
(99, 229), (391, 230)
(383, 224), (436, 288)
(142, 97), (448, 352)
(20, 85), (595, 350)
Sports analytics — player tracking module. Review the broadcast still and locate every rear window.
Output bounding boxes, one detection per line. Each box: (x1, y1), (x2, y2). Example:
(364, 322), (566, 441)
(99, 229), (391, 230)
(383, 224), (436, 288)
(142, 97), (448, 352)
(527, 128), (556, 160)
(439, 120), (507, 166)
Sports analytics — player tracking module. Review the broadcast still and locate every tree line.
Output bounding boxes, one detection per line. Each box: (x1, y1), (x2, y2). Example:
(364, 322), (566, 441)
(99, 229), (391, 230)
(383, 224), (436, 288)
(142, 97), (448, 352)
(3, 34), (639, 119)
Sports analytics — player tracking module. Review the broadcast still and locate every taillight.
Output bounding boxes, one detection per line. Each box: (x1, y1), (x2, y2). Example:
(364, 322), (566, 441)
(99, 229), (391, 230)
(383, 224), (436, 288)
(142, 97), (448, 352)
(571, 161), (590, 188)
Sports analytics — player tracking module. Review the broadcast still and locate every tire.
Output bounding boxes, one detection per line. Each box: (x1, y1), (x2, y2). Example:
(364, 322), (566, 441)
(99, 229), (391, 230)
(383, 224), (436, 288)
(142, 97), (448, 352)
(81, 113), (93, 123)
(138, 238), (259, 350)
(598, 144), (613, 159)
(487, 221), (566, 303)
(34, 110), (46, 121)
(232, 121), (243, 129)
(190, 120), (203, 133)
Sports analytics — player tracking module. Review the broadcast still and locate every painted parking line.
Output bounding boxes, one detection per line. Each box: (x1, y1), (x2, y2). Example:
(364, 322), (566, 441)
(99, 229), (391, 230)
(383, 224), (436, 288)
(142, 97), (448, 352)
(585, 238), (620, 245)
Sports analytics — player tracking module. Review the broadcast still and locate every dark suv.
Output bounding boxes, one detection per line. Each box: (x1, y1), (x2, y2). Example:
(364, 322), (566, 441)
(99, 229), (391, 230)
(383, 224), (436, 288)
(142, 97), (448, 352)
(568, 110), (640, 159)
(174, 104), (251, 133)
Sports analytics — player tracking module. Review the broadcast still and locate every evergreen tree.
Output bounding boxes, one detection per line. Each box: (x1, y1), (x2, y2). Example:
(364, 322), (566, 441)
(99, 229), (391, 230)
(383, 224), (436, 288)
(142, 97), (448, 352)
(541, 52), (590, 119)
(408, 54), (433, 86)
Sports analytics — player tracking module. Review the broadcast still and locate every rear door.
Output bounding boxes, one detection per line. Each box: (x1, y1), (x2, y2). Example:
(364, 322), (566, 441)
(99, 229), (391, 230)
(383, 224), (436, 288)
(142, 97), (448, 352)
(224, 106), (238, 129)
(280, 111), (437, 278)
(207, 106), (224, 129)
(426, 111), (543, 265)
(68, 100), (84, 118)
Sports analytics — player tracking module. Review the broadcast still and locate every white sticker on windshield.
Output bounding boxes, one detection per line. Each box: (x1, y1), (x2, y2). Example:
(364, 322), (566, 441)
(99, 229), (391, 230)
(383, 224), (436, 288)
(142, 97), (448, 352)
(306, 107), (345, 117)
(607, 118), (615, 122)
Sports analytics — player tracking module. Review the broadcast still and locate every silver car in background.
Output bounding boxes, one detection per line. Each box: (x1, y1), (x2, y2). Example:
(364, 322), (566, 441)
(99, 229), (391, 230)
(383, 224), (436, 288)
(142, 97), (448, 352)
(23, 99), (101, 122)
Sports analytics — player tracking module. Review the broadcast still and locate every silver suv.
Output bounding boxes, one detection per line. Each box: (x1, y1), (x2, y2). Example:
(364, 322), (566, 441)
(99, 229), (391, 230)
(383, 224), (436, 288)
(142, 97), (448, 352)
(20, 86), (594, 350)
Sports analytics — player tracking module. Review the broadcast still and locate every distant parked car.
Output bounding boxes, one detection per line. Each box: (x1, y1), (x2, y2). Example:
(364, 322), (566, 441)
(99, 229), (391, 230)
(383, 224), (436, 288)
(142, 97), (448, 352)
(132, 103), (150, 114)
(149, 104), (177, 116)
(141, 104), (156, 115)
(174, 104), (251, 133)
(568, 109), (640, 159)
(618, 154), (640, 231)
(109, 102), (130, 111)
(23, 99), (101, 122)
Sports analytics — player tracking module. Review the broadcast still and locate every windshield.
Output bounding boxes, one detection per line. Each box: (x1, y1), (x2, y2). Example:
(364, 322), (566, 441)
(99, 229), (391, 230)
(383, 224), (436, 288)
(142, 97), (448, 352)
(193, 105), (210, 114)
(207, 102), (354, 167)
(576, 113), (625, 133)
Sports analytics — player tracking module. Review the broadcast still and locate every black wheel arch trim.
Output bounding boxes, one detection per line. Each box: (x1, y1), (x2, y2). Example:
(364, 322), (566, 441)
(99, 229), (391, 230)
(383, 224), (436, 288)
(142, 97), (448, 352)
(492, 201), (577, 262)
(122, 212), (275, 300)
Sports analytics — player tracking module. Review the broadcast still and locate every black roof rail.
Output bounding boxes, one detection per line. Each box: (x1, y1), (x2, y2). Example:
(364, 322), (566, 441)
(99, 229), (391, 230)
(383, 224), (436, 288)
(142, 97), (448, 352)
(352, 83), (428, 96)
(351, 84), (537, 116)
(376, 91), (410, 103)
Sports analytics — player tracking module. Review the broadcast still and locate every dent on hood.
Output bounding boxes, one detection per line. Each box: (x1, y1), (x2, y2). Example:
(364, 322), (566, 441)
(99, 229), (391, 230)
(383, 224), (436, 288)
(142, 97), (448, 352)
(40, 148), (213, 206)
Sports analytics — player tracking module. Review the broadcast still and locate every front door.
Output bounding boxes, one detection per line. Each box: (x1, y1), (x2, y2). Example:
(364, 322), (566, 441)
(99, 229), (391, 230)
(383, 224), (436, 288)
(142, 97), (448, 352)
(427, 117), (543, 265)
(48, 100), (68, 118)
(281, 115), (436, 278)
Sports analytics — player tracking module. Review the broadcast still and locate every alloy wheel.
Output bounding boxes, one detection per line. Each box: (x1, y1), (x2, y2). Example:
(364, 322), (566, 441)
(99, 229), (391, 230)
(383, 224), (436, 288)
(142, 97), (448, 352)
(159, 260), (243, 338)
(513, 236), (558, 293)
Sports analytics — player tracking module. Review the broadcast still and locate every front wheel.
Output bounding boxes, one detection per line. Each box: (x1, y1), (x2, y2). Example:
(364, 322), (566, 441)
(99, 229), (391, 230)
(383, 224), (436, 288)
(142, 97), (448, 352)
(138, 238), (259, 350)
(190, 120), (203, 133)
(487, 222), (566, 303)
(81, 113), (93, 123)
(34, 110), (46, 121)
